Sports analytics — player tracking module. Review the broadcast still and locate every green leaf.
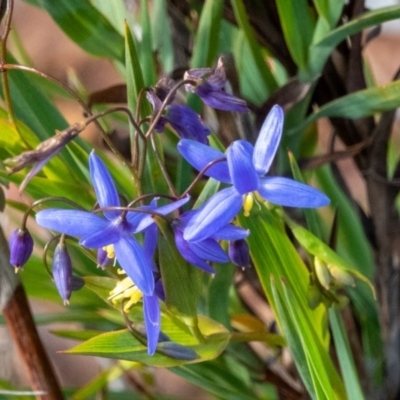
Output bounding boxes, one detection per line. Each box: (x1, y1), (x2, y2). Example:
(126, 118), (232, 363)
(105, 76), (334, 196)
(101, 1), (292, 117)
(191, 0), (224, 68)
(291, 79), (400, 135)
(312, 0), (345, 28)
(276, 0), (315, 70)
(238, 205), (347, 397)
(329, 308), (365, 399)
(230, 0), (278, 96)
(65, 315), (229, 367)
(309, 5), (400, 76)
(287, 219), (376, 298)
(172, 357), (257, 400)
(277, 278), (346, 399)
(139, 0), (157, 85)
(72, 365), (124, 400)
(312, 0), (345, 42)
(151, 0), (174, 73)
(38, 0), (124, 62)
(315, 165), (384, 386)
(83, 276), (118, 304)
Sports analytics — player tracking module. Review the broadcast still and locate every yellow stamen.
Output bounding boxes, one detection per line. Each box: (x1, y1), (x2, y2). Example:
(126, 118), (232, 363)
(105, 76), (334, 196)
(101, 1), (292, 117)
(108, 276), (143, 312)
(103, 244), (115, 259)
(243, 193), (254, 217)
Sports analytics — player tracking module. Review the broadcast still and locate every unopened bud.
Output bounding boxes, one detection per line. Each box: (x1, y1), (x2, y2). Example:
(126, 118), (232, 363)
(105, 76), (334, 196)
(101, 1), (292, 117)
(229, 239), (250, 269)
(307, 283), (321, 309)
(328, 266), (356, 287)
(314, 258), (331, 290)
(53, 242), (73, 305)
(9, 228), (34, 271)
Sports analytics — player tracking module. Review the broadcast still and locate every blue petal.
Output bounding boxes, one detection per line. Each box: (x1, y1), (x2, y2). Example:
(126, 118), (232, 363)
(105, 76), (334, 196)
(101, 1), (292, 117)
(36, 209), (108, 238)
(143, 224), (158, 261)
(174, 230), (215, 273)
(178, 140), (231, 183)
(253, 105), (284, 175)
(89, 151), (120, 220)
(258, 177), (330, 208)
(80, 222), (121, 248)
(143, 295), (160, 356)
(190, 239), (229, 263)
(113, 236), (155, 295)
(196, 84), (249, 112)
(166, 105), (211, 144)
(227, 141), (259, 194)
(184, 187), (242, 242)
(212, 224), (249, 240)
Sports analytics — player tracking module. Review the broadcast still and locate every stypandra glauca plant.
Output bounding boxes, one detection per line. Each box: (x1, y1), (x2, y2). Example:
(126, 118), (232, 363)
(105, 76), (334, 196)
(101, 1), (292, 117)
(0, 1), (391, 399)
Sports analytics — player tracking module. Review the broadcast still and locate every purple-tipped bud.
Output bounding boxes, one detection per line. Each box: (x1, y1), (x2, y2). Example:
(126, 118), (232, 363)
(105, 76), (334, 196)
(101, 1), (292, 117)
(53, 242), (73, 305)
(229, 239), (250, 269)
(9, 228), (34, 270)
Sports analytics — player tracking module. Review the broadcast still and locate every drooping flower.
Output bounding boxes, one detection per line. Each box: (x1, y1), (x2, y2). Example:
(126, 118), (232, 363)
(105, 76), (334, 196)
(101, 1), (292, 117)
(9, 228), (34, 271)
(4, 123), (85, 192)
(52, 240), (73, 305)
(36, 151), (189, 297)
(173, 210), (249, 273)
(184, 57), (249, 112)
(147, 84), (210, 144)
(228, 239), (250, 269)
(178, 105), (330, 242)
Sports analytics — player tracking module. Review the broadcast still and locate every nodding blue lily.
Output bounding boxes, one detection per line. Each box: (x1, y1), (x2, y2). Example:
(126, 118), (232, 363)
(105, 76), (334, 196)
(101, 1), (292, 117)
(36, 151), (189, 297)
(147, 83), (210, 144)
(178, 105), (330, 242)
(184, 57), (249, 113)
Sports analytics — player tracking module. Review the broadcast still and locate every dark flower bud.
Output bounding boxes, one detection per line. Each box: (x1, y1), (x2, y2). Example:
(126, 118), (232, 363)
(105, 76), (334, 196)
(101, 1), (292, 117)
(71, 275), (85, 291)
(9, 228), (34, 271)
(53, 242), (73, 305)
(229, 239), (250, 269)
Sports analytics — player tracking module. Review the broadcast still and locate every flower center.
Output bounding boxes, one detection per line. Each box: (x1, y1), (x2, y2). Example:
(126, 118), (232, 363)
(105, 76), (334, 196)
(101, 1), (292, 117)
(243, 192), (254, 217)
(109, 276), (143, 312)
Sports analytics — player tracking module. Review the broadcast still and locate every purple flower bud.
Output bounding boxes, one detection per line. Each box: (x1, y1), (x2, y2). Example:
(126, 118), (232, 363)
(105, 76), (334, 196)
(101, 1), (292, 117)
(229, 239), (250, 269)
(53, 242), (73, 305)
(9, 228), (34, 270)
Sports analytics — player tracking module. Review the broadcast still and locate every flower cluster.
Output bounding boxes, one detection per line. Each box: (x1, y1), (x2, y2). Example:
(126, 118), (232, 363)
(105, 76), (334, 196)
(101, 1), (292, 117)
(8, 58), (330, 357)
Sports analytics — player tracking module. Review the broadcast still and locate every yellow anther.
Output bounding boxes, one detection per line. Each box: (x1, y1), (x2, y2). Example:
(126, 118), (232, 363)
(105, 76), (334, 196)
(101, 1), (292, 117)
(108, 276), (143, 312)
(103, 244), (115, 259)
(243, 193), (254, 217)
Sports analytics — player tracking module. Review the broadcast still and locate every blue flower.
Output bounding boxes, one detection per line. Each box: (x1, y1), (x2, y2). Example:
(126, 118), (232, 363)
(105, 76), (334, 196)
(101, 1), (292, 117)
(184, 57), (249, 112)
(147, 86), (210, 144)
(173, 210), (249, 273)
(36, 151), (189, 297)
(178, 105), (330, 242)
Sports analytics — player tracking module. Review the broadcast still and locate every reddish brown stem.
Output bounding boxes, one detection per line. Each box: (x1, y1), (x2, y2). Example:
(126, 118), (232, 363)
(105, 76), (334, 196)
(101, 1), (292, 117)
(2, 284), (64, 400)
